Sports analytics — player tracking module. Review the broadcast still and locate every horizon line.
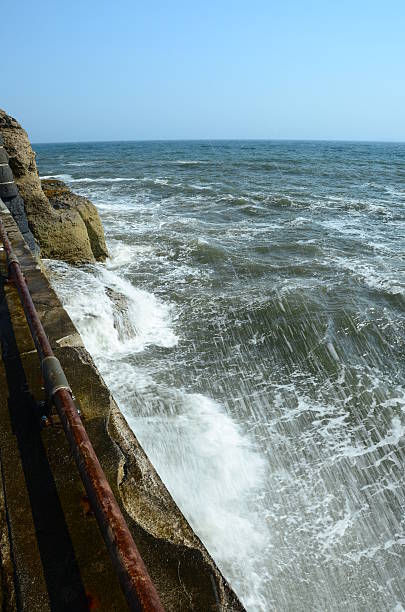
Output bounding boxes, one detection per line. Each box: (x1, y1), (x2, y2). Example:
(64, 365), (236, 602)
(32, 137), (405, 146)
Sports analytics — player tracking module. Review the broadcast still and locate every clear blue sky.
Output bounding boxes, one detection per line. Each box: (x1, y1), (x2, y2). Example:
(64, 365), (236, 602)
(2, 0), (405, 142)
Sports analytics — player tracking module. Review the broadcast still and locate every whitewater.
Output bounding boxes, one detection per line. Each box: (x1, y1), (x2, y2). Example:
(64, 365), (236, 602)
(36, 140), (405, 611)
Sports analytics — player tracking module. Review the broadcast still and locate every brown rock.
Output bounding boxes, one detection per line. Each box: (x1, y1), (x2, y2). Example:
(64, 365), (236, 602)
(42, 179), (108, 261)
(0, 109), (108, 263)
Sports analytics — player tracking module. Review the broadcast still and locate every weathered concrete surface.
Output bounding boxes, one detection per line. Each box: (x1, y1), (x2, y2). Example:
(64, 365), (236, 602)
(0, 200), (244, 610)
(0, 110), (108, 264)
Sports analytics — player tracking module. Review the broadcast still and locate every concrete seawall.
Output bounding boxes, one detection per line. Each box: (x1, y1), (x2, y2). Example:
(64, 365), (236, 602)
(0, 199), (244, 610)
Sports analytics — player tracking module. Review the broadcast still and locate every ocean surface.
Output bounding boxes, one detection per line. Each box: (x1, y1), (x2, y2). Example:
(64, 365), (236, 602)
(35, 140), (405, 611)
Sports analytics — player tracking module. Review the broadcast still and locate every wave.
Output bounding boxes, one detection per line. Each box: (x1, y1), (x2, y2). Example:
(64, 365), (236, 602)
(40, 173), (73, 181)
(45, 260), (178, 354)
(66, 161), (101, 167)
(338, 416), (405, 461)
(239, 192), (295, 207)
(169, 160), (208, 166)
(188, 183), (213, 191)
(40, 174), (140, 183)
(333, 256), (405, 297)
(105, 240), (154, 270)
(70, 176), (140, 183)
(45, 250), (270, 610)
(124, 389), (269, 610)
(384, 185), (405, 199)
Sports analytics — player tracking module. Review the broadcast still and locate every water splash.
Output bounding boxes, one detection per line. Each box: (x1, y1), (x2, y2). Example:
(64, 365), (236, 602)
(39, 139), (405, 611)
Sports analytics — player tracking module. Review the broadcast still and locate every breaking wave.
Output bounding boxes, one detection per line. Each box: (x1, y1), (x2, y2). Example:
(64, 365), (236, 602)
(37, 138), (405, 611)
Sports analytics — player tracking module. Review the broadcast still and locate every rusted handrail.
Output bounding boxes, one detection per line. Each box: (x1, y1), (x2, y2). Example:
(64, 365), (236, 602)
(0, 218), (164, 612)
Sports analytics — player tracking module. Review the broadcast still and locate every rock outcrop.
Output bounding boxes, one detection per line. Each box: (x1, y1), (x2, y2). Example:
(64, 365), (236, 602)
(42, 179), (108, 262)
(0, 109), (108, 263)
(0, 132), (38, 252)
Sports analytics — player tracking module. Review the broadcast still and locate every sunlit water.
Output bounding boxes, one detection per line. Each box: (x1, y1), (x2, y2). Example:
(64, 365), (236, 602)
(35, 141), (405, 611)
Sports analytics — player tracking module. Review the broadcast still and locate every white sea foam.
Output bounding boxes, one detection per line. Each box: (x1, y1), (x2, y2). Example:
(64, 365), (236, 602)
(70, 176), (140, 183)
(40, 173), (73, 181)
(41, 140), (405, 610)
(333, 256), (405, 296)
(339, 417), (405, 460)
(188, 183), (213, 191)
(319, 500), (357, 551)
(170, 160), (207, 165)
(385, 185), (405, 199)
(320, 218), (367, 236)
(45, 254), (270, 611)
(66, 161), (101, 167)
(289, 216), (311, 226)
(105, 240), (153, 269)
(124, 390), (269, 609)
(46, 261), (177, 355)
(40, 174), (140, 183)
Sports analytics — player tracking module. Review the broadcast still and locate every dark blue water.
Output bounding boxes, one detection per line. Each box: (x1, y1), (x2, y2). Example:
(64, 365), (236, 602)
(35, 141), (405, 611)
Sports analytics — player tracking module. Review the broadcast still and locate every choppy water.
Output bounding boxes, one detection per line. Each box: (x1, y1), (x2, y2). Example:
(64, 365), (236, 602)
(35, 140), (405, 611)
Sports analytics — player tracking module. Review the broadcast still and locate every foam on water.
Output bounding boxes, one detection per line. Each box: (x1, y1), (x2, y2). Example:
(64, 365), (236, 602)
(125, 389), (270, 610)
(48, 260), (177, 354)
(66, 161), (102, 167)
(333, 255), (405, 296)
(37, 139), (405, 611)
(71, 177), (141, 183)
(105, 240), (154, 269)
(46, 251), (270, 609)
(170, 160), (208, 165)
(40, 173), (73, 181)
(48, 251), (405, 610)
(40, 174), (140, 183)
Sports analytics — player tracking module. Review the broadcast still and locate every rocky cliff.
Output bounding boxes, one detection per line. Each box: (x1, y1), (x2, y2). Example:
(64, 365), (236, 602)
(0, 109), (108, 263)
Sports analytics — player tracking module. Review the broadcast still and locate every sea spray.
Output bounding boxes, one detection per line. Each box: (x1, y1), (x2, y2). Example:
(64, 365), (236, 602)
(47, 254), (270, 609)
(39, 139), (405, 611)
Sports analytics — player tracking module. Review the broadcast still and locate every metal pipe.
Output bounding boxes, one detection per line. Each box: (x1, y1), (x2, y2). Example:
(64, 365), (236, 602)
(0, 219), (164, 612)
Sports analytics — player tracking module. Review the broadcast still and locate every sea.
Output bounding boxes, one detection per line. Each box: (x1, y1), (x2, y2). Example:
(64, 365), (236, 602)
(35, 140), (405, 611)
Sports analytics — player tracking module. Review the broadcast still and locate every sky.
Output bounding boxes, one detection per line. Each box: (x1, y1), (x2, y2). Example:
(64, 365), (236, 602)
(2, 0), (405, 142)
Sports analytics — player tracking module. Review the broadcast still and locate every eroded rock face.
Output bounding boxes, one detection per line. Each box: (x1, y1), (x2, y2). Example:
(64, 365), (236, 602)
(42, 179), (108, 261)
(0, 131), (38, 252)
(0, 109), (108, 263)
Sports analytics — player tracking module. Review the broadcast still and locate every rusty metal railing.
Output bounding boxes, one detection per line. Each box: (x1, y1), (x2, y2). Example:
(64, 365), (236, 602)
(0, 217), (164, 612)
